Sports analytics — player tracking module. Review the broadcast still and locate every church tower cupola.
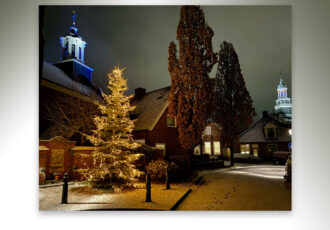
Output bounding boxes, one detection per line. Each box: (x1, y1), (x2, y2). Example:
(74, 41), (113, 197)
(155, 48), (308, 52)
(274, 73), (292, 121)
(54, 10), (93, 83)
(59, 10), (86, 63)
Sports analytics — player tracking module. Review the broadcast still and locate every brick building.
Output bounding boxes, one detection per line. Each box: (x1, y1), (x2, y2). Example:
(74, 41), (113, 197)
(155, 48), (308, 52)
(238, 111), (291, 160)
(40, 12), (102, 142)
(131, 87), (224, 167)
(192, 121), (223, 158)
(131, 87), (189, 166)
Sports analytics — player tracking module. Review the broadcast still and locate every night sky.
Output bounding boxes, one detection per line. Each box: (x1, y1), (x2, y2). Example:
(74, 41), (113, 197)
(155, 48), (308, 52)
(42, 5), (291, 120)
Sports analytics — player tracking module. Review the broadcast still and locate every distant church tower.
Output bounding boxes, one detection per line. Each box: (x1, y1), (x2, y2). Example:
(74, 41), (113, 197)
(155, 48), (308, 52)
(274, 75), (292, 121)
(53, 10), (93, 83)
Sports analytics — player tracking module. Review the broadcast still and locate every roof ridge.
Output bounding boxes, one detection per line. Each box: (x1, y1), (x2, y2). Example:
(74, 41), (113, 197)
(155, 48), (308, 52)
(145, 86), (170, 95)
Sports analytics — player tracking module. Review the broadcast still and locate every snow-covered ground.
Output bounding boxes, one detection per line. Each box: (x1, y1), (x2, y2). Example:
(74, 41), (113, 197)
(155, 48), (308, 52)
(39, 182), (190, 211)
(177, 164), (291, 210)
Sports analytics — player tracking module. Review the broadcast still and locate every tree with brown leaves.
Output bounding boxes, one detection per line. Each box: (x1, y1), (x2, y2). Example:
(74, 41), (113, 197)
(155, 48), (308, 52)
(168, 6), (217, 157)
(213, 41), (256, 166)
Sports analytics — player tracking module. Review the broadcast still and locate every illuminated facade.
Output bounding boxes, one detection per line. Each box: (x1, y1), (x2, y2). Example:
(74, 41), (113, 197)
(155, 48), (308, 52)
(274, 78), (292, 121)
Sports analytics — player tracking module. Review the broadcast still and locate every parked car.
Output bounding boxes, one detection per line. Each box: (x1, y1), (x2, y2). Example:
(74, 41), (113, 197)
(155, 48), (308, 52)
(273, 151), (291, 165)
(234, 153), (261, 163)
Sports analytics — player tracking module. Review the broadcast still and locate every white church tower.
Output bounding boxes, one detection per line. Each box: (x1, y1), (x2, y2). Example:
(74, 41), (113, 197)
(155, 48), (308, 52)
(274, 75), (292, 121)
(59, 10), (86, 63)
(53, 10), (93, 83)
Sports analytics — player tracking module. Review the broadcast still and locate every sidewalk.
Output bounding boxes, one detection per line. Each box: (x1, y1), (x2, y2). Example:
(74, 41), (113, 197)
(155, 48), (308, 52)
(39, 182), (191, 211)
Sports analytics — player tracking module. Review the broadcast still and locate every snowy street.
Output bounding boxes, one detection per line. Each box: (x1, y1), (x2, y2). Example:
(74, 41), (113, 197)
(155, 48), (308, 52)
(177, 164), (291, 210)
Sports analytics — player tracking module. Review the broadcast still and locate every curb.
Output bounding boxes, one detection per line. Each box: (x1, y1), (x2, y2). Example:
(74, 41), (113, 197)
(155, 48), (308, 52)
(170, 188), (192, 211)
(169, 176), (203, 210)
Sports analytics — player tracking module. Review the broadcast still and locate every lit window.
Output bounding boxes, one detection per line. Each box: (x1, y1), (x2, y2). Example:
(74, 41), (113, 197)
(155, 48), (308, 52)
(267, 144), (278, 153)
(134, 139), (145, 144)
(194, 145), (201, 155)
(204, 142), (211, 154)
(155, 143), (166, 156)
(204, 126), (211, 135)
(240, 144), (250, 154)
(252, 144), (258, 157)
(214, 141), (221, 155)
(167, 115), (176, 128)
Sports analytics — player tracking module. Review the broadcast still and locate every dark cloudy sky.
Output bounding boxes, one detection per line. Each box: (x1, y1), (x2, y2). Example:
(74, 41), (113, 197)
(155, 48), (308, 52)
(42, 5), (291, 120)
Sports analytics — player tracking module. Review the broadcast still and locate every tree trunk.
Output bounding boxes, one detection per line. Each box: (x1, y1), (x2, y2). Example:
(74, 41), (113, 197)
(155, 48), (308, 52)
(230, 145), (235, 166)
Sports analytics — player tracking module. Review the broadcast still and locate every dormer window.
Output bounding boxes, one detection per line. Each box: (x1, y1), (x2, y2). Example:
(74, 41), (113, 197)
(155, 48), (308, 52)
(267, 127), (276, 139)
(264, 122), (277, 139)
(167, 115), (176, 128)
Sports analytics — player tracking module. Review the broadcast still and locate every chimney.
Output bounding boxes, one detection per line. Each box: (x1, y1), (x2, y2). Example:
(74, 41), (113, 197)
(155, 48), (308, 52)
(262, 111), (268, 118)
(135, 87), (146, 99)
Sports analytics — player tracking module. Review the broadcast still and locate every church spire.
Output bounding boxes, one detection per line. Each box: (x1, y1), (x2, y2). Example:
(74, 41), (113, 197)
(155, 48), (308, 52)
(59, 10), (86, 62)
(69, 10), (78, 36)
(72, 10), (77, 27)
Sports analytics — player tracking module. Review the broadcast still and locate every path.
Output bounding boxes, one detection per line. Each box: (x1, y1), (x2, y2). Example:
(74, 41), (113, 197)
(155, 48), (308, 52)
(177, 164), (291, 210)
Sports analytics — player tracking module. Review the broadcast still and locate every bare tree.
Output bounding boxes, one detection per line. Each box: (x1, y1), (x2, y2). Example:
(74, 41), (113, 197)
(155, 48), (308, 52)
(44, 86), (100, 145)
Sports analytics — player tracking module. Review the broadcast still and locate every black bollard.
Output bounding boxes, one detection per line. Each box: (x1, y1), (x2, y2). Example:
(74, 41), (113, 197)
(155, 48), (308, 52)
(146, 172), (151, 202)
(166, 166), (170, 190)
(61, 173), (68, 204)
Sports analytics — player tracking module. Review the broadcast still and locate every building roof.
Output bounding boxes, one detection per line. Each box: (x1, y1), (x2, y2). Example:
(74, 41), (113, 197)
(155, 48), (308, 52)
(42, 61), (101, 101)
(131, 86), (170, 131)
(239, 114), (291, 143)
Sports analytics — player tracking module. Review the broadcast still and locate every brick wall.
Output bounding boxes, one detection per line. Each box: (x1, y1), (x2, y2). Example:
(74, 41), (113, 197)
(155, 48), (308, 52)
(39, 136), (94, 181)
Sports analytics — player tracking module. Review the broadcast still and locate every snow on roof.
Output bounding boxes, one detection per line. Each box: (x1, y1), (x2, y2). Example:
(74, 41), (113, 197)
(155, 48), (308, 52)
(131, 87), (170, 131)
(239, 116), (291, 143)
(42, 61), (101, 100)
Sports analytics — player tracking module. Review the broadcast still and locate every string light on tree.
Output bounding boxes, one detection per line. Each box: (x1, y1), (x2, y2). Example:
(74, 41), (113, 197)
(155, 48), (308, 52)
(80, 65), (143, 190)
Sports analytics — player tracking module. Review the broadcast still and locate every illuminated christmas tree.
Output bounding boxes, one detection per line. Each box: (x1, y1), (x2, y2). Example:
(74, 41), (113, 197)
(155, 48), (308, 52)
(81, 66), (142, 189)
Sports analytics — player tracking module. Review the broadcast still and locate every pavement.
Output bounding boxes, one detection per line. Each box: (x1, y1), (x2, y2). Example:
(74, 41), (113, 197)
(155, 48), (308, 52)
(176, 163), (291, 211)
(39, 163), (291, 211)
(39, 182), (191, 211)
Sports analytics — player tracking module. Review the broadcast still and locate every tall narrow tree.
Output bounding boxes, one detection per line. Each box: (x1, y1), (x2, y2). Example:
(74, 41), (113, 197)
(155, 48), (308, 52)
(168, 6), (217, 156)
(213, 41), (256, 166)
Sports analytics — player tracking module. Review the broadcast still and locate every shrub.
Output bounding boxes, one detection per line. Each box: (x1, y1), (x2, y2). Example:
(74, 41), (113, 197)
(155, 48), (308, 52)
(146, 160), (169, 180)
